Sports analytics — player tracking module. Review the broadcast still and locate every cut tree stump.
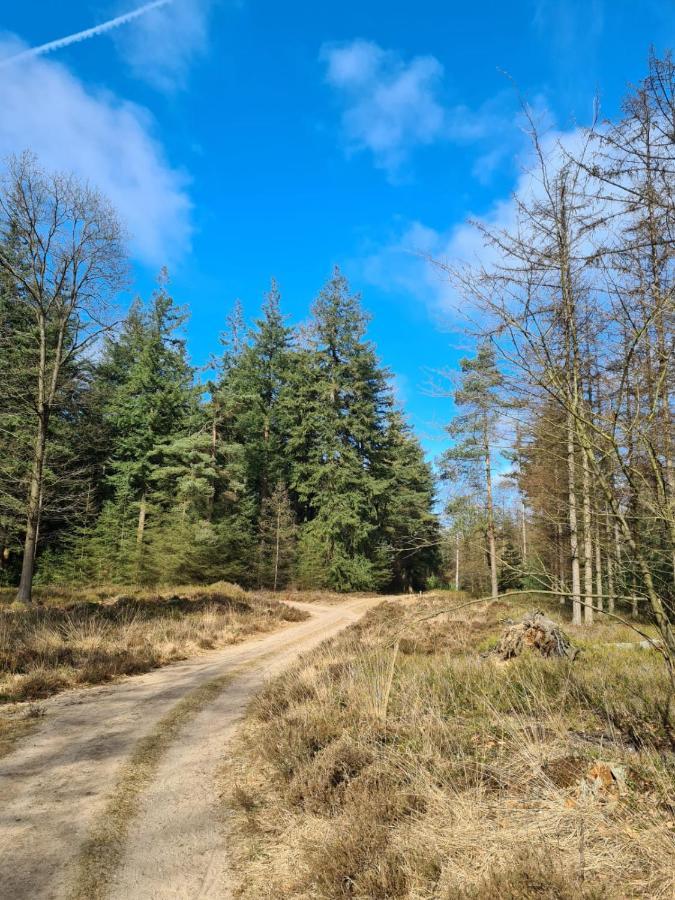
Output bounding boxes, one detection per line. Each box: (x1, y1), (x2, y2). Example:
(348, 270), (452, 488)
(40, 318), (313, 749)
(494, 610), (578, 661)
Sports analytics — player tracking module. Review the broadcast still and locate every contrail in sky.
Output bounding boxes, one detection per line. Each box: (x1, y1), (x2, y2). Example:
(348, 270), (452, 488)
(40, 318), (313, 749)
(0, 0), (172, 67)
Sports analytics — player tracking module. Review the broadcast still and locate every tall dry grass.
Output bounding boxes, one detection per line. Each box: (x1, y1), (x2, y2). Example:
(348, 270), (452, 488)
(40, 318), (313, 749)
(0, 582), (306, 705)
(225, 596), (675, 899)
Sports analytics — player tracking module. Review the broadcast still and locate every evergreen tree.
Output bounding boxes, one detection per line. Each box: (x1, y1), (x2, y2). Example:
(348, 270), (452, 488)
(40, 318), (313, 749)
(440, 342), (505, 600)
(286, 268), (393, 590)
(377, 411), (439, 590)
(64, 273), (198, 582)
(106, 275), (196, 573)
(224, 281), (294, 506)
(498, 538), (524, 593)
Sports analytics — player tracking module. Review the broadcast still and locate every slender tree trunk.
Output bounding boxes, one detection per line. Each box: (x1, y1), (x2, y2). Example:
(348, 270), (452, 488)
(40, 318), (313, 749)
(273, 505), (281, 592)
(594, 518), (603, 613)
(567, 416), (582, 625)
(0, 522), (8, 570)
(484, 443), (498, 600)
(136, 493), (147, 546)
(557, 521), (566, 604)
(558, 186), (583, 627)
(16, 413), (47, 603)
(613, 519), (622, 605)
(644, 175), (675, 585)
(455, 532), (460, 592)
(521, 501), (528, 564)
(581, 444), (594, 625)
(631, 575), (639, 619)
(605, 511), (615, 614)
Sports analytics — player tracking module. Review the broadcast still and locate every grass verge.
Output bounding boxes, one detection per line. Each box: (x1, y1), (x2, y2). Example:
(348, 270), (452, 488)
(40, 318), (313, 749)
(0, 581), (306, 753)
(224, 594), (675, 899)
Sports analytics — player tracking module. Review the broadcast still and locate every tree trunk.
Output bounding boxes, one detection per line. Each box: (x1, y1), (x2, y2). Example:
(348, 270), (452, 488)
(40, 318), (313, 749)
(557, 521), (566, 604)
(273, 505), (281, 592)
(0, 523), (8, 570)
(567, 414), (582, 625)
(16, 413), (47, 602)
(605, 511), (615, 614)
(136, 493), (147, 546)
(484, 443), (498, 600)
(455, 532), (460, 592)
(594, 518), (603, 613)
(581, 446), (594, 625)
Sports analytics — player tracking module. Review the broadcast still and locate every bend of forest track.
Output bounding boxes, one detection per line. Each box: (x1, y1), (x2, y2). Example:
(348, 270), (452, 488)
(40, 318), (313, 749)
(0, 595), (382, 900)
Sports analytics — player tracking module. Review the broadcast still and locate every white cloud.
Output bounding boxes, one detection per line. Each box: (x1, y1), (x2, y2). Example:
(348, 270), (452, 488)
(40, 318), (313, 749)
(320, 40), (446, 176)
(111, 0), (216, 91)
(320, 39), (518, 180)
(361, 127), (590, 322)
(0, 36), (191, 266)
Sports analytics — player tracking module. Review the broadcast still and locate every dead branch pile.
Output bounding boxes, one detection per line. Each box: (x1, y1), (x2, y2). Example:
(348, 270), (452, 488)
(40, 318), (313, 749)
(494, 610), (578, 661)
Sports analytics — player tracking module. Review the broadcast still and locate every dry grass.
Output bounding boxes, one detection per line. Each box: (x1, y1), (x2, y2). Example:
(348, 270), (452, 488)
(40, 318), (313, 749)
(0, 581), (306, 707)
(224, 595), (675, 899)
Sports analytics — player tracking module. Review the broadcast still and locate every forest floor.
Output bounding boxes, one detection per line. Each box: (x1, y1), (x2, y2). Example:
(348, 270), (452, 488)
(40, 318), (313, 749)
(225, 593), (675, 899)
(0, 591), (380, 899)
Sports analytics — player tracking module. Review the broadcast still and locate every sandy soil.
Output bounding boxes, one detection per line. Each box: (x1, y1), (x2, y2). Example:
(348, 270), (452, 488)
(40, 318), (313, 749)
(0, 595), (381, 899)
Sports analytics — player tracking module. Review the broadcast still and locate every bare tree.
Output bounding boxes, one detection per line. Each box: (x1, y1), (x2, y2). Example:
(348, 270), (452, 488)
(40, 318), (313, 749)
(431, 61), (675, 675)
(0, 153), (126, 601)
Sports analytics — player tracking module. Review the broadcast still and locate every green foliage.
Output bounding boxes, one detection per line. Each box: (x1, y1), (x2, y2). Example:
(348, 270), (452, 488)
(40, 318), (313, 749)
(440, 341), (504, 487)
(12, 264), (439, 592)
(284, 268), (436, 591)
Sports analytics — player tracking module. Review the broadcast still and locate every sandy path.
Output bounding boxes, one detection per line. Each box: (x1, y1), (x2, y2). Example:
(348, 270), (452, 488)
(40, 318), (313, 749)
(0, 596), (380, 899)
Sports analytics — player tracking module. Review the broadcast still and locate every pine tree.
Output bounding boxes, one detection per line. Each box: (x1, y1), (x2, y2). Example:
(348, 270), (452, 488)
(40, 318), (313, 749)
(441, 342), (504, 600)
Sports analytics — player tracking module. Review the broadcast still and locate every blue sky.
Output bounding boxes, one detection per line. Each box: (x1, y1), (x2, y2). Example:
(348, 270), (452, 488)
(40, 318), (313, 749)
(1, 0), (673, 460)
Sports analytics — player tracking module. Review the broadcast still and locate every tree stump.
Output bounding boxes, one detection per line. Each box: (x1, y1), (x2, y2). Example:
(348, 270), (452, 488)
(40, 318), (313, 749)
(494, 610), (578, 661)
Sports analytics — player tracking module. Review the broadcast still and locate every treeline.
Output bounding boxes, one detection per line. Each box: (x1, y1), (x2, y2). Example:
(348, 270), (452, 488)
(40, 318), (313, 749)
(0, 155), (438, 599)
(438, 53), (674, 662)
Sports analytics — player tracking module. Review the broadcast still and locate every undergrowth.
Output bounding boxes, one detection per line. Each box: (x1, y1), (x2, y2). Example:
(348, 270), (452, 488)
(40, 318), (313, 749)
(225, 595), (675, 899)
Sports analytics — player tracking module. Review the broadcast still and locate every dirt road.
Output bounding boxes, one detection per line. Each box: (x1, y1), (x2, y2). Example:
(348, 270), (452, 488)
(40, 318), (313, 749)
(0, 596), (380, 899)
